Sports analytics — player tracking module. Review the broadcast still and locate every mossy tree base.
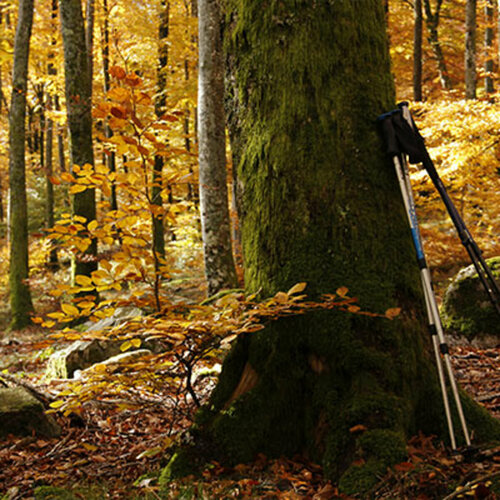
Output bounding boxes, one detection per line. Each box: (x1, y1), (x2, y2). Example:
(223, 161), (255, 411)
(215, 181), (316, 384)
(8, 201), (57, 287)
(160, 1), (500, 495)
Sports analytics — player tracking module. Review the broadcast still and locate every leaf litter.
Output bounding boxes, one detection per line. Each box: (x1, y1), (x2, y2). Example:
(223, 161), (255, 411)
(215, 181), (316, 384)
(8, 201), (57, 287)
(1, 338), (500, 499)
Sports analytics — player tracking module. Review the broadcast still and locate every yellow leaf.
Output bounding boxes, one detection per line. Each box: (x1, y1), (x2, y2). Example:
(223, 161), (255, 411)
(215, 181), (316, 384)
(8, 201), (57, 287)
(70, 184), (88, 194)
(61, 172), (76, 183)
(75, 275), (93, 287)
(120, 340), (132, 352)
(61, 303), (79, 316)
(88, 220), (99, 232)
(131, 339), (142, 348)
(336, 286), (349, 297)
(50, 400), (65, 409)
(107, 86), (130, 102)
(274, 291), (289, 303)
(287, 282), (307, 295)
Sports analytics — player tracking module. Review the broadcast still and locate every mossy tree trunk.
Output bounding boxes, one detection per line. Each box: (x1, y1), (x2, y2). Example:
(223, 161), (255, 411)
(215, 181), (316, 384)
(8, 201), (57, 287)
(180, 1), (500, 494)
(59, 0), (97, 283)
(8, 0), (34, 330)
(198, 0), (238, 296)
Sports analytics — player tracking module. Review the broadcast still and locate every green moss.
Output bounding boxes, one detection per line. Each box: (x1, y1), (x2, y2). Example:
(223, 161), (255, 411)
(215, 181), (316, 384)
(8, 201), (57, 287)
(441, 257), (500, 338)
(357, 429), (407, 464)
(159, 450), (197, 488)
(461, 390), (500, 444)
(338, 459), (386, 496)
(34, 486), (76, 500)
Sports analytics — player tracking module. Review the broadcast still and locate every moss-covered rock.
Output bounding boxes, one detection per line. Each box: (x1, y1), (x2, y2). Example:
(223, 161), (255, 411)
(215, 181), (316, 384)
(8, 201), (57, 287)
(0, 387), (60, 439)
(441, 257), (500, 342)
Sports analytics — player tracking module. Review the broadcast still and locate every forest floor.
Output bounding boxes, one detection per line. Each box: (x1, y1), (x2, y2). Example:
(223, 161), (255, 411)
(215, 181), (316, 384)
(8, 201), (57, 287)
(1, 305), (500, 498)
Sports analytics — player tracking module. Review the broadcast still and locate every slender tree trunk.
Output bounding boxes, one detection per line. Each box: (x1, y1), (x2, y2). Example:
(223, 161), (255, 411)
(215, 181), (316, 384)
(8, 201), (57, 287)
(152, 0), (169, 263)
(164, 1), (500, 494)
(101, 0), (117, 211)
(55, 95), (66, 173)
(45, 96), (58, 270)
(485, 0), (495, 94)
(424, 0), (452, 89)
(37, 85), (45, 174)
(59, 0), (97, 283)
(85, 0), (95, 93)
(414, 0), (423, 100)
(8, 0), (34, 329)
(465, 0), (477, 99)
(198, 0), (237, 296)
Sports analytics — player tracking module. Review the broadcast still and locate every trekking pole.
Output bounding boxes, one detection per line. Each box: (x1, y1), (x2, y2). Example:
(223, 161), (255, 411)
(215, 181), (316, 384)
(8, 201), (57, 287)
(397, 102), (500, 318)
(378, 110), (471, 449)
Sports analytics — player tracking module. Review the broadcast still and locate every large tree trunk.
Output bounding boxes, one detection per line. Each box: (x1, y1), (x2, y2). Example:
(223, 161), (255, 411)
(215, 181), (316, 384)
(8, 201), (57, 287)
(8, 0), (34, 330)
(165, 1), (500, 494)
(465, 0), (477, 99)
(59, 0), (97, 282)
(198, 0), (237, 296)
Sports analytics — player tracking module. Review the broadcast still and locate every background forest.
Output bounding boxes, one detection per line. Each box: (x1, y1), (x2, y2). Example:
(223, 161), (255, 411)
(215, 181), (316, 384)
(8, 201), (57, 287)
(0, 0), (500, 498)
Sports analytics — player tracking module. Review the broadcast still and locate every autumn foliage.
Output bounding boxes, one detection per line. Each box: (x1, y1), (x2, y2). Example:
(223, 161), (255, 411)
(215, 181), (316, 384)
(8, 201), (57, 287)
(0, 0), (499, 497)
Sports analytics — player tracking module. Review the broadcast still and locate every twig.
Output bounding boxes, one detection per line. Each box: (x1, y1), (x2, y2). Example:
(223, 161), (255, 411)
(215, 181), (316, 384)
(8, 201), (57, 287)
(442, 471), (500, 500)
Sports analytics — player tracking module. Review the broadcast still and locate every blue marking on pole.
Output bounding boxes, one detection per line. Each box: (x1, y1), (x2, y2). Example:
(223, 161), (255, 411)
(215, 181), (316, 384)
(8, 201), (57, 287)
(410, 227), (425, 260)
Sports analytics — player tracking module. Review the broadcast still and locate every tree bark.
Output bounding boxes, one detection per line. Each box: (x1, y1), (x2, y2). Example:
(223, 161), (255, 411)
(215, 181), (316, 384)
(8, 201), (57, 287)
(101, 0), (117, 211)
(45, 96), (58, 270)
(165, 1), (500, 494)
(198, 0), (237, 296)
(152, 0), (169, 263)
(465, 0), (477, 99)
(85, 0), (95, 95)
(8, 0), (34, 329)
(424, 0), (452, 89)
(484, 0), (495, 94)
(59, 0), (97, 282)
(414, 0), (423, 101)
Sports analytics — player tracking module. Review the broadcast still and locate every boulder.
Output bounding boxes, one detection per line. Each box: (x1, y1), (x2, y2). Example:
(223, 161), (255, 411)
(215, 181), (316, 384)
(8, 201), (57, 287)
(0, 387), (61, 439)
(45, 307), (163, 379)
(441, 257), (500, 345)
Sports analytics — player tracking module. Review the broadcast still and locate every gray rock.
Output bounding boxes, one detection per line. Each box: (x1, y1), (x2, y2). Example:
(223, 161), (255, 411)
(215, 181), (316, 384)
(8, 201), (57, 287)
(0, 387), (61, 439)
(45, 307), (164, 379)
(441, 256), (500, 344)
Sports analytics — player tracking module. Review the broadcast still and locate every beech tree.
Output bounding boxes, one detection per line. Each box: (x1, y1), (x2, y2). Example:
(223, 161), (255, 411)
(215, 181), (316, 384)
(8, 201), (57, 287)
(166, 1), (500, 494)
(424, 0), (452, 89)
(484, 0), (494, 94)
(465, 0), (477, 99)
(198, 0), (237, 295)
(59, 0), (97, 281)
(152, 0), (170, 262)
(414, 0), (423, 101)
(8, 0), (34, 329)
